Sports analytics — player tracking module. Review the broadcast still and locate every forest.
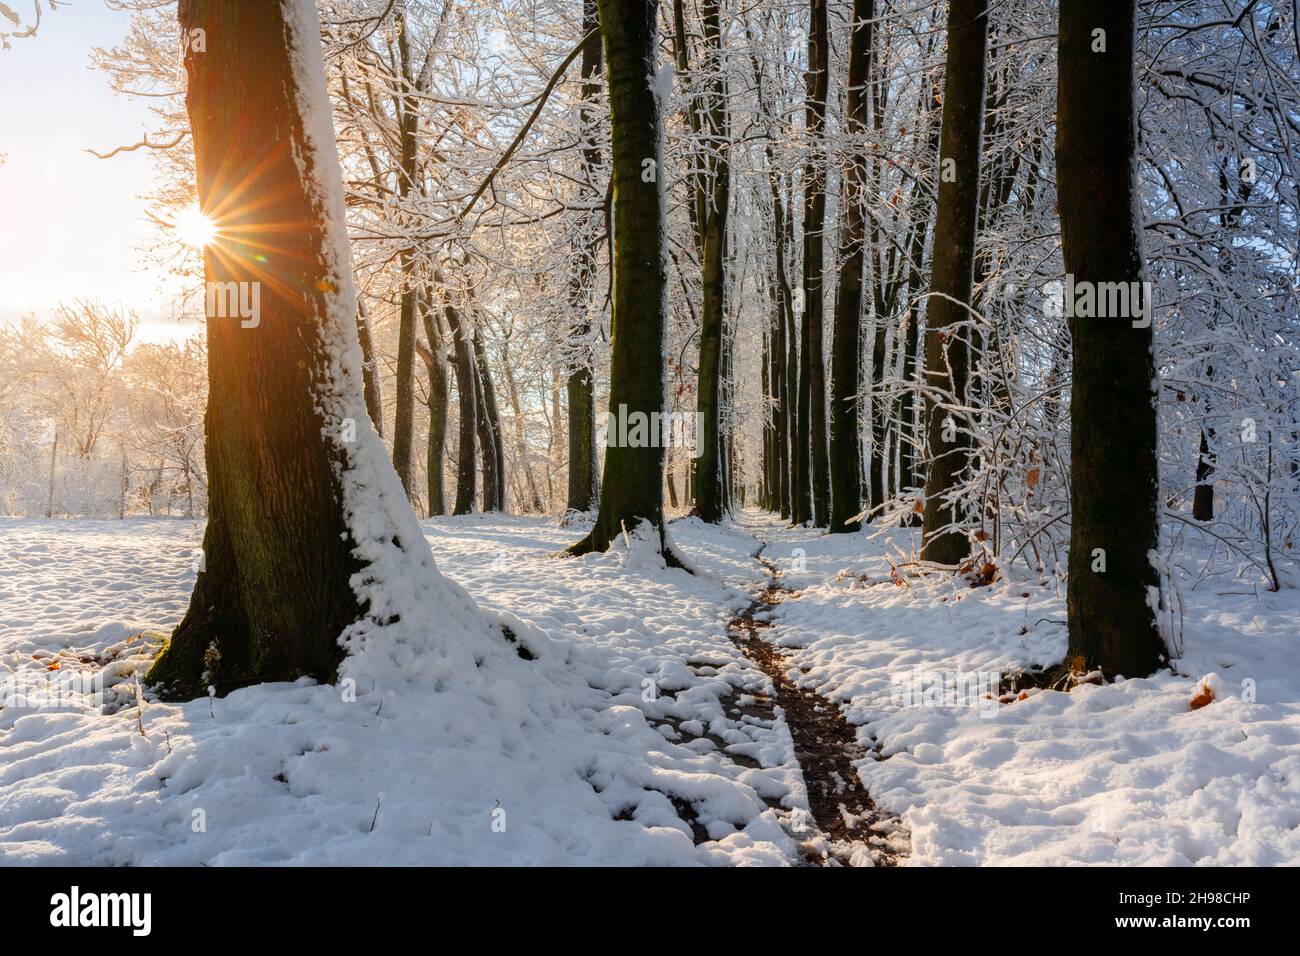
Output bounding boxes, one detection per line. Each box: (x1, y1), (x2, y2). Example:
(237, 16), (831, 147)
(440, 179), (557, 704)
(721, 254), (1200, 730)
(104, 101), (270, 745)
(0, 0), (1298, 881)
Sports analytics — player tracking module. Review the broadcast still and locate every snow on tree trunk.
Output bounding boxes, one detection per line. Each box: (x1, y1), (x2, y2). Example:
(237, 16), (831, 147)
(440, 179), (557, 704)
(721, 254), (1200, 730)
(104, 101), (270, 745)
(148, 0), (494, 699)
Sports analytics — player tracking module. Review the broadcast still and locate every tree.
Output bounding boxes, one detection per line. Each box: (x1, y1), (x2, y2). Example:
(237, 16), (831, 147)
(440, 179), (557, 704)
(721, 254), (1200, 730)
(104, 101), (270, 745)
(568, 0), (670, 556)
(44, 300), (138, 459)
(1058, 0), (1165, 679)
(797, 0), (830, 527)
(827, 0), (875, 533)
(416, 284), (448, 515)
(684, 0), (731, 523)
(565, 0), (603, 516)
(388, 2), (425, 500)
(472, 323), (506, 511)
(438, 272), (479, 516)
(147, 0), (438, 698)
(124, 334), (207, 516)
(356, 297), (384, 437)
(918, 0), (987, 565)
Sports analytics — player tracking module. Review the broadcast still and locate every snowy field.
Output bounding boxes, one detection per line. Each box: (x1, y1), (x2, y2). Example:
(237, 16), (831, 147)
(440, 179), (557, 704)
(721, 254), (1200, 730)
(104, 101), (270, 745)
(1, 512), (1297, 866)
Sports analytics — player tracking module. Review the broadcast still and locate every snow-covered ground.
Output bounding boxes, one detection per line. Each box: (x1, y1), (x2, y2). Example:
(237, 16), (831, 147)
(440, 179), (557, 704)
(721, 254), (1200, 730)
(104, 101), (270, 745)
(758, 515), (1300, 865)
(0, 514), (806, 865)
(2, 512), (1297, 866)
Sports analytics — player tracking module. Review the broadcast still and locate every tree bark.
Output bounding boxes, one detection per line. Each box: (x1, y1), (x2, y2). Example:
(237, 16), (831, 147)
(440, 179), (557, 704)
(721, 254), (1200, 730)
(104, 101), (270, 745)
(439, 276), (478, 516)
(419, 285), (448, 516)
(1059, 0), (1164, 679)
(828, 0), (875, 533)
(569, 0), (669, 556)
(1194, 162), (1250, 521)
(566, 0), (602, 515)
(501, 336), (545, 512)
(782, 179), (799, 521)
(390, 7), (422, 499)
(356, 297), (383, 437)
(750, 19), (795, 520)
(919, 0), (988, 565)
(895, 84), (942, 506)
(148, 0), (371, 698)
(762, 327), (773, 509)
(798, 0), (831, 526)
(688, 0), (731, 524)
(1193, 428), (1215, 520)
(472, 326), (506, 511)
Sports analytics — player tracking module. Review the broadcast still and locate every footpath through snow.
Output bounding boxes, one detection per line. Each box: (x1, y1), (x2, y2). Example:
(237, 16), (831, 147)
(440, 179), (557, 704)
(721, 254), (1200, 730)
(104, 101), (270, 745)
(1, 512), (1297, 865)
(755, 514), (1300, 865)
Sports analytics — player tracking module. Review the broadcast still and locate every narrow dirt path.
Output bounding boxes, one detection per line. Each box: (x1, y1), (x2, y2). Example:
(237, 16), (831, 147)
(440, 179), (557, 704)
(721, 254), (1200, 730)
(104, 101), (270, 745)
(724, 546), (909, 866)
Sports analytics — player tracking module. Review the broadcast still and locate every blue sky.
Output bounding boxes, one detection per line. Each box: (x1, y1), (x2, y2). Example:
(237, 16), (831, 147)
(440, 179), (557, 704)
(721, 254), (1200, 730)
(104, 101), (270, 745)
(0, 1), (195, 342)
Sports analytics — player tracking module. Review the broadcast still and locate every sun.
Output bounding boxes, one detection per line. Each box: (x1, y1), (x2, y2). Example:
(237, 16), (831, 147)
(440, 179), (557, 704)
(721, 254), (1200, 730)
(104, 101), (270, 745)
(173, 205), (217, 249)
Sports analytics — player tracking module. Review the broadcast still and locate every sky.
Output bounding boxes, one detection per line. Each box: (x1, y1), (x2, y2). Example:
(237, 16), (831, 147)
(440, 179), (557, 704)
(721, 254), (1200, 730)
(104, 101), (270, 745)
(0, 0), (198, 343)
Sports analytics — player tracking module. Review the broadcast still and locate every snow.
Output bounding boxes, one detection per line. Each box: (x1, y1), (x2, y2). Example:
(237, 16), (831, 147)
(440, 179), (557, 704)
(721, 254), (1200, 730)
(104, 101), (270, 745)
(757, 514), (1300, 866)
(280, 0), (501, 691)
(3, 510), (1298, 866)
(0, 514), (804, 865)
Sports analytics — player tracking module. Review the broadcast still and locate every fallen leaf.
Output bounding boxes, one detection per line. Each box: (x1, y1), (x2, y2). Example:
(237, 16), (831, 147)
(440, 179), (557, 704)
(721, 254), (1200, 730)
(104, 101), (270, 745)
(1190, 680), (1215, 710)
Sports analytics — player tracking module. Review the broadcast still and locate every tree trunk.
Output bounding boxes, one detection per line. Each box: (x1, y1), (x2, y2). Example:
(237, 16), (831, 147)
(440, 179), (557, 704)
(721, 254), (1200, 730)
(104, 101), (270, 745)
(896, 85), (943, 502)
(772, 264), (791, 518)
(148, 0), (377, 698)
(762, 327), (773, 509)
(356, 296), (384, 437)
(501, 338), (545, 513)
(420, 286), (448, 516)
(472, 327), (505, 511)
(440, 277), (478, 516)
(1060, 0), (1164, 679)
(566, 0), (602, 515)
(828, 0), (875, 533)
(569, 0), (669, 556)
(865, 42), (893, 515)
(1194, 163), (1250, 522)
(782, 179), (799, 522)
(667, 448), (680, 509)
(1193, 427), (1215, 520)
(798, 0), (831, 527)
(390, 8), (422, 499)
(471, 357), (496, 511)
(868, 312), (889, 509)
(720, 306), (734, 512)
(919, 0), (988, 565)
(690, 0), (731, 524)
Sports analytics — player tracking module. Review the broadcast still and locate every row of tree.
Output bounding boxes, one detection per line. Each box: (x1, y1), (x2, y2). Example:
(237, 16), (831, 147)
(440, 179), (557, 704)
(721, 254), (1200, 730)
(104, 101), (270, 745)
(0, 305), (206, 517)
(56, 0), (1296, 696)
(91, 1), (1296, 572)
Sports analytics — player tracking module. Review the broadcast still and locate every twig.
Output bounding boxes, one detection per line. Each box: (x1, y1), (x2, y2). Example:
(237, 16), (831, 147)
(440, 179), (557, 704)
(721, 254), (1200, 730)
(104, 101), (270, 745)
(85, 130), (190, 160)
